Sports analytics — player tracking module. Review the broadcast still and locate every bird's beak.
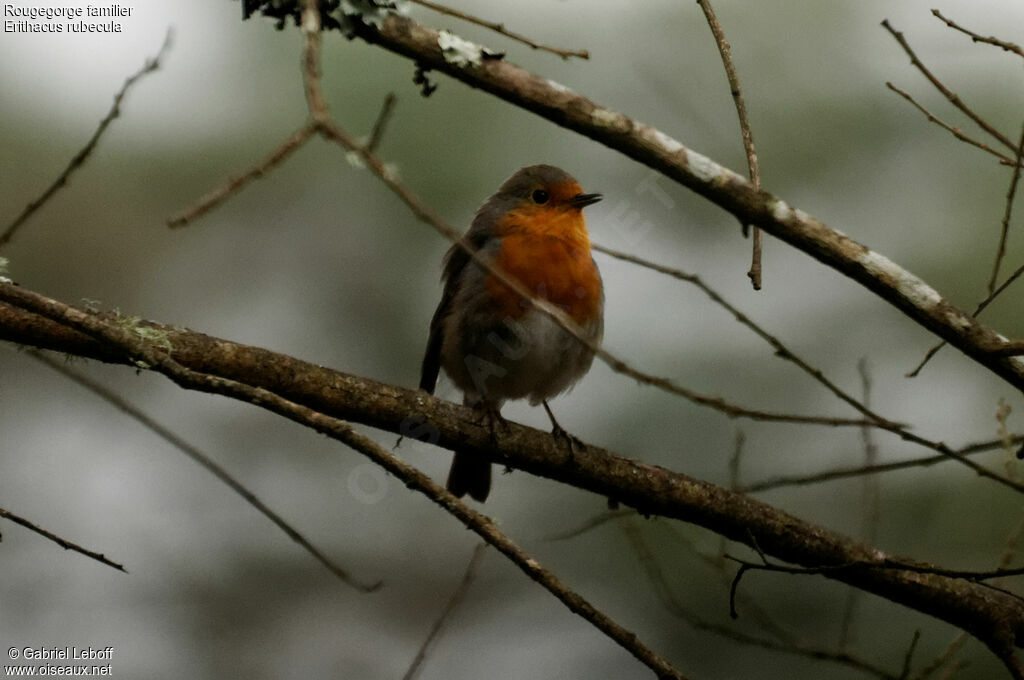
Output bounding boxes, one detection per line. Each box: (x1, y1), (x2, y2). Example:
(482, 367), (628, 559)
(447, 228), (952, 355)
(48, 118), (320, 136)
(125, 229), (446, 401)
(569, 192), (603, 209)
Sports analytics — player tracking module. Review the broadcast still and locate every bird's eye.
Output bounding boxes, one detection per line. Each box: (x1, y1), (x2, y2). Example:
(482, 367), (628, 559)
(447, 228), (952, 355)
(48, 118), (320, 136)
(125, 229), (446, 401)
(532, 189), (549, 204)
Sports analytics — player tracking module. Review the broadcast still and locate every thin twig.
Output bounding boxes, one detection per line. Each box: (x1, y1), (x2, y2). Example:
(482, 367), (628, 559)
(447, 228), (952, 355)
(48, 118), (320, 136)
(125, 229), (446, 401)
(885, 82), (1020, 167)
(739, 434), (1024, 493)
(970, 257), (1024, 317)
(931, 9), (1024, 59)
(0, 505), (126, 573)
(839, 359), (881, 650)
(407, 0), (588, 60)
(728, 430), (743, 493)
(998, 510), (1024, 573)
(899, 631), (922, 680)
(593, 244), (902, 429)
(26, 349), (380, 593)
(729, 558), (1023, 616)
(403, 543), (487, 680)
(986, 119), (1024, 295)
(905, 340), (944, 378)
(696, 0), (763, 290)
(366, 92), (397, 153)
(881, 19), (1016, 151)
(749, 227), (764, 289)
(301, 0), (329, 122)
(718, 430), (744, 565)
(997, 399), (1017, 480)
(728, 552), (1024, 598)
(933, 659), (968, 680)
(1, 29), (172, 248)
(167, 124), (315, 228)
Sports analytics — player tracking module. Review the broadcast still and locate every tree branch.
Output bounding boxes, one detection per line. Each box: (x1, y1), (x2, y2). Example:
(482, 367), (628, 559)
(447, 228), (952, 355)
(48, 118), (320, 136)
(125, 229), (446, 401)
(2, 285), (1023, 664)
(0, 284), (687, 679)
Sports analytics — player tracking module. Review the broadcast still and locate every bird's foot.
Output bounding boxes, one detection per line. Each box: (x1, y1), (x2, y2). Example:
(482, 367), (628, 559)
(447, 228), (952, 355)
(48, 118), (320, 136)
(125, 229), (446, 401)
(479, 403), (508, 445)
(542, 400), (586, 460)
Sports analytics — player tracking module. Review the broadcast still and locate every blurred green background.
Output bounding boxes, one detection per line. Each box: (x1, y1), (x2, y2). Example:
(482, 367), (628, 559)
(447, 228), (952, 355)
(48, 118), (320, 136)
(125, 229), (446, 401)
(2, 1), (1024, 678)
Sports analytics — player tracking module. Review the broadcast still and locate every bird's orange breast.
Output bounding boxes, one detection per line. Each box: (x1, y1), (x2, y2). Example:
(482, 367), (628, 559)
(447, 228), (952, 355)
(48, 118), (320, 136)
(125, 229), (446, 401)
(484, 232), (602, 323)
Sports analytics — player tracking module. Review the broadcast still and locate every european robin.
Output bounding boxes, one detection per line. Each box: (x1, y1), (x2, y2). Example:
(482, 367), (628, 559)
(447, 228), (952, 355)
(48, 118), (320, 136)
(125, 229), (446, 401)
(419, 165), (604, 502)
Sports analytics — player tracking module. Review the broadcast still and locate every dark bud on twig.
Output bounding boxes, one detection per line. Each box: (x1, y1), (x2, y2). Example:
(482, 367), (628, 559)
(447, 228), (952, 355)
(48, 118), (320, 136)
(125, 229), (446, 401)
(413, 63), (438, 97)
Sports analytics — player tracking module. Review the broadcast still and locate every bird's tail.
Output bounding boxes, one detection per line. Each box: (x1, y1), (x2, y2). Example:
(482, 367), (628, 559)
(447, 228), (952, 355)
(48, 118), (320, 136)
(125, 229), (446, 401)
(446, 450), (491, 502)
(446, 394), (493, 502)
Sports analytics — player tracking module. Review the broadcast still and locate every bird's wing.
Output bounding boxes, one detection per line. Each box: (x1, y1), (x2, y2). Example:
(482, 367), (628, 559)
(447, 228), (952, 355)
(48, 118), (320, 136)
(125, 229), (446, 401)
(419, 233), (475, 392)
